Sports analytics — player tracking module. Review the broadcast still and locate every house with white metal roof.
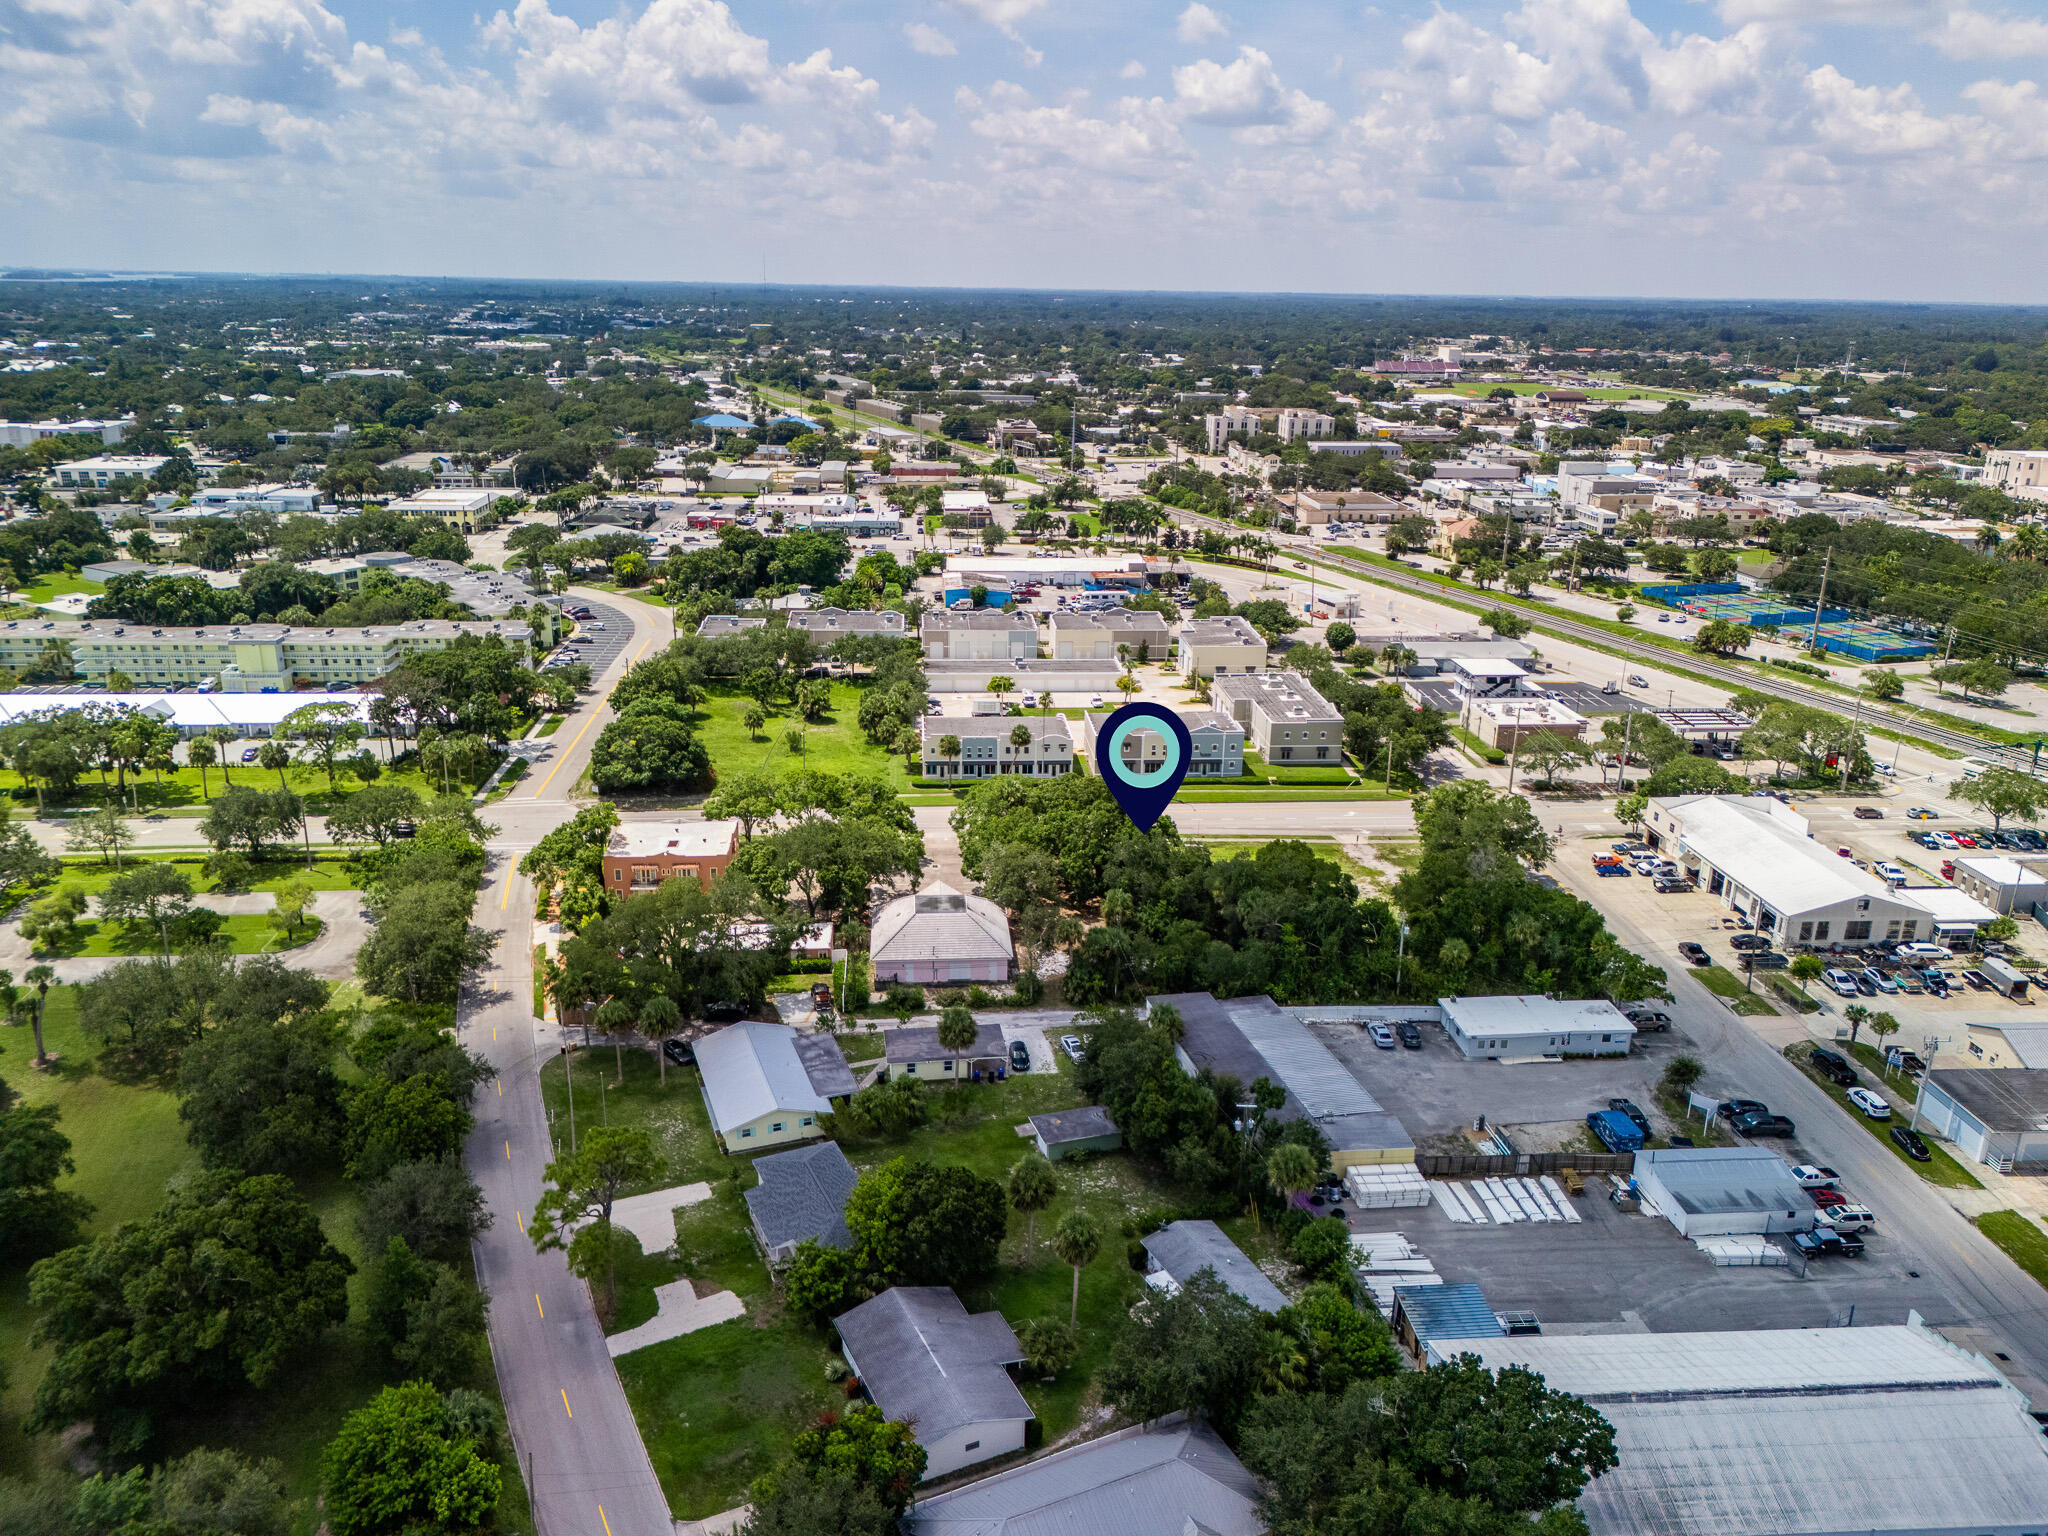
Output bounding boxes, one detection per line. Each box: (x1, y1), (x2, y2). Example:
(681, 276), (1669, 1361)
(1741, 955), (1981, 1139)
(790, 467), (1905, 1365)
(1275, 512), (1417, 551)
(1431, 1321), (2048, 1536)
(693, 1021), (853, 1153)
(835, 1287), (1033, 1480)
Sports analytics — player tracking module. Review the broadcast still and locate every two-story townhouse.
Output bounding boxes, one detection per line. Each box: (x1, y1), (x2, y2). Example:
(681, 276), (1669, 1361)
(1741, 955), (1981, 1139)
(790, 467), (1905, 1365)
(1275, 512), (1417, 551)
(1176, 615), (1267, 679)
(918, 714), (1073, 779)
(1210, 671), (1346, 764)
(1081, 707), (1244, 779)
(920, 611), (1040, 663)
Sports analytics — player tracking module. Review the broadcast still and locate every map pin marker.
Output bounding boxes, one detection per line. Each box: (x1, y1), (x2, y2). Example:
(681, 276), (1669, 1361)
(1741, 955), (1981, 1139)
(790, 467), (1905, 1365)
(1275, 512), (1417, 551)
(1095, 701), (1194, 832)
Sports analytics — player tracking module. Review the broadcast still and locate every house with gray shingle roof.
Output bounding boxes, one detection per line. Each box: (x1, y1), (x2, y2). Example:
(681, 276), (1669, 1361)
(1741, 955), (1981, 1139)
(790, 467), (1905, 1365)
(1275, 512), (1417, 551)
(1139, 1220), (1288, 1314)
(1029, 1107), (1121, 1161)
(904, 1415), (1264, 1536)
(870, 880), (1013, 986)
(744, 1141), (857, 1264)
(835, 1287), (1033, 1480)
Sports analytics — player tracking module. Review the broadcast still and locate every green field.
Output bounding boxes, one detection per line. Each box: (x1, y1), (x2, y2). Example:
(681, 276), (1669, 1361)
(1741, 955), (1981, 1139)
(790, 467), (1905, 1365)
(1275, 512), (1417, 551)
(39, 851), (358, 899)
(0, 990), (543, 1534)
(1976, 1211), (2048, 1291)
(1242, 751), (1355, 784)
(20, 573), (101, 602)
(545, 1046), (1189, 1519)
(692, 681), (911, 788)
(0, 746), (501, 814)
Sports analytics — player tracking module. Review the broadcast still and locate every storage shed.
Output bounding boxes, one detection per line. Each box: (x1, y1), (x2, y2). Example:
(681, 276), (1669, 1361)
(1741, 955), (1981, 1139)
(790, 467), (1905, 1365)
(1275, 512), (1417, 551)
(1391, 1282), (1504, 1358)
(1027, 1106), (1121, 1161)
(1633, 1147), (1816, 1238)
(1913, 1069), (2048, 1173)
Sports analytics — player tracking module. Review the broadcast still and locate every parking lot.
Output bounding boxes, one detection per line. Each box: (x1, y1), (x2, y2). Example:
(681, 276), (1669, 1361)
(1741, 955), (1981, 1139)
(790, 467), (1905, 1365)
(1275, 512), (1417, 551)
(1313, 1019), (1695, 1147)
(552, 599), (634, 674)
(1373, 1170), (1956, 1335)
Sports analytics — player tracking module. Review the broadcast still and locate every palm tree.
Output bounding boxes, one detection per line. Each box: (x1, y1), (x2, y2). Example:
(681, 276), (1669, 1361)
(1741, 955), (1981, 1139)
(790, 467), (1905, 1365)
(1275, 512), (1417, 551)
(258, 738), (292, 792)
(189, 737), (216, 800)
(937, 733), (961, 777)
(592, 995), (637, 1084)
(1052, 1210), (1101, 1327)
(1115, 673), (1140, 704)
(1009, 722), (1032, 769)
(1842, 1003), (1872, 1045)
(1265, 1142), (1319, 1229)
(639, 994), (682, 1086)
(936, 1003), (979, 1081)
(1006, 1154), (1057, 1260)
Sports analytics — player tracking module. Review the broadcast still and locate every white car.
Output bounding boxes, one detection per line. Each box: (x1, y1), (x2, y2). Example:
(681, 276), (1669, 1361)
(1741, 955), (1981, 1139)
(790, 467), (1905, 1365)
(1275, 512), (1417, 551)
(1896, 942), (1952, 961)
(1845, 1087), (1892, 1120)
(1060, 1034), (1084, 1063)
(1930, 833), (1959, 850)
(1790, 1164), (1840, 1188)
(1823, 968), (1862, 998)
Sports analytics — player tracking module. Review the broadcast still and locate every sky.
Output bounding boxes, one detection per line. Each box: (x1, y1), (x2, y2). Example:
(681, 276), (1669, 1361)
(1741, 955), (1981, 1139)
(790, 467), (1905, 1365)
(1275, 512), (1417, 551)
(6, 0), (2048, 302)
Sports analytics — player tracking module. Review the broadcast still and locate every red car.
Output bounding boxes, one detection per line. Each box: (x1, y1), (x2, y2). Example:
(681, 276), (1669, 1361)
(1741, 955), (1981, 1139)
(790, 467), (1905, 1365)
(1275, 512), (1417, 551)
(1811, 1187), (1849, 1208)
(1955, 835), (1979, 848)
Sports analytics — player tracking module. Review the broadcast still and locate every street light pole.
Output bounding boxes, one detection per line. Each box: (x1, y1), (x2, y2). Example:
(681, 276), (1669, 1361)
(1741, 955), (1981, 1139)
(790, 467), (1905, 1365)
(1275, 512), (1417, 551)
(560, 1047), (577, 1154)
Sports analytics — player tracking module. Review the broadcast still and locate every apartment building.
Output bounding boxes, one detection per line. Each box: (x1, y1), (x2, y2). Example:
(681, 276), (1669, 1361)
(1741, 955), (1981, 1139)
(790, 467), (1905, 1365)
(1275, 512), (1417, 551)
(1081, 706), (1244, 778)
(601, 820), (742, 896)
(1203, 405), (1263, 452)
(1209, 671), (1344, 763)
(1985, 448), (2048, 503)
(787, 608), (906, 639)
(1275, 408), (1335, 442)
(1045, 609), (1172, 662)
(1176, 615), (1267, 679)
(0, 416), (134, 447)
(0, 616), (545, 692)
(920, 610), (1039, 663)
(53, 455), (169, 489)
(918, 714), (1073, 778)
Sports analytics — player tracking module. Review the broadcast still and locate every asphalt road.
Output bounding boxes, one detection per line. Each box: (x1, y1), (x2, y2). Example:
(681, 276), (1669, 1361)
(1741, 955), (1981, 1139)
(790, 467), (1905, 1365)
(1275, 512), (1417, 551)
(461, 588), (681, 1536)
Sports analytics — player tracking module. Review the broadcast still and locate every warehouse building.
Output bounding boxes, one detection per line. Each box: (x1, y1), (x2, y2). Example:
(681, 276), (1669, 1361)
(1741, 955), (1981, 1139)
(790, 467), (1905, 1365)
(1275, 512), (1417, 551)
(1643, 794), (1955, 948)
(1632, 1147), (1817, 1238)
(1432, 1322), (2048, 1536)
(1913, 1069), (2048, 1173)
(1438, 995), (1634, 1061)
(1150, 991), (1414, 1168)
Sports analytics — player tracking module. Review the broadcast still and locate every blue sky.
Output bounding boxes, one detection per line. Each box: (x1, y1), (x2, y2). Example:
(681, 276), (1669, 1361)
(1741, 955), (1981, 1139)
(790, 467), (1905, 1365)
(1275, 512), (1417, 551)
(6, 0), (2048, 300)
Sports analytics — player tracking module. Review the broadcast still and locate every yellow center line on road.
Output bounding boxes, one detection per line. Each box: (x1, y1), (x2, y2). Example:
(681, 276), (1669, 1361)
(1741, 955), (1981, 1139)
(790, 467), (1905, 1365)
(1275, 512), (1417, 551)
(560, 1389), (572, 1419)
(505, 1140), (511, 1160)
(599, 1507), (613, 1536)
(536, 1293), (544, 1319)
(531, 709), (600, 797)
(500, 866), (514, 910)
(496, 1080), (503, 1096)
(517, 1210), (525, 1232)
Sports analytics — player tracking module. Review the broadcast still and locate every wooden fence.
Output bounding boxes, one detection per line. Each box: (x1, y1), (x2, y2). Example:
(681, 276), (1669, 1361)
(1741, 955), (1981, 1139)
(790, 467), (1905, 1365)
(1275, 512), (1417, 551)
(1416, 1151), (1635, 1178)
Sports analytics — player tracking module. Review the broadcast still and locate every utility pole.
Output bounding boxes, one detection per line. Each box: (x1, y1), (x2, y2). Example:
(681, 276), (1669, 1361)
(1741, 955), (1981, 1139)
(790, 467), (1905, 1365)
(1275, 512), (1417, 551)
(1617, 705), (1638, 793)
(561, 1046), (577, 1154)
(1807, 548), (1832, 654)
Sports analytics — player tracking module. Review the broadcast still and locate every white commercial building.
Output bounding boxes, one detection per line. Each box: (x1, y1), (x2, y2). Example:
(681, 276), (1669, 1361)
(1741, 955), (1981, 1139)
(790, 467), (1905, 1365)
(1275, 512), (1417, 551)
(1949, 854), (2048, 916)
(920, 611), (1039, 663)
(1631, 1147), (1816, 1237)
(1985, 447), (2048, 503)
(1644, 794), (1964, 950)
(1438, 995), (1634, 1061)
(1433, 1322), (2048, 1536)
(52, 455), (168, 488)
(1176, 616), (1267, 680)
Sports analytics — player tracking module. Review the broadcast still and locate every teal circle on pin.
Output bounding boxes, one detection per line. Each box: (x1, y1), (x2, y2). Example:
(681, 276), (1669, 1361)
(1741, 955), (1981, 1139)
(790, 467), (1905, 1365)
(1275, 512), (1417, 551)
(1094, 702), (1194, 831)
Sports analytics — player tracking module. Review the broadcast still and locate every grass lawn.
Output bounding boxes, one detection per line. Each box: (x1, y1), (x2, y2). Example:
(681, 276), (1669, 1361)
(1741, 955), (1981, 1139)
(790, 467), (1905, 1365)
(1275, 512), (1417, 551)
(42, 851), (359, 899)
(1783, 1042), (1984, 1188)
(0, 748), (499, 814)
(1975, 1210), (2048, 1290)
(21, 573), (100, 601)
(534, 715), (566, 738)
(26, 909), (313, 959)
(1693, 966), (1778, 1016)
(692, 682), (910, 790)
(1242, 751), (1355, 785)
(1173, 786), (1405, 803)
(1188, 836), (1371, 882)
(0, 990), (531, 1534)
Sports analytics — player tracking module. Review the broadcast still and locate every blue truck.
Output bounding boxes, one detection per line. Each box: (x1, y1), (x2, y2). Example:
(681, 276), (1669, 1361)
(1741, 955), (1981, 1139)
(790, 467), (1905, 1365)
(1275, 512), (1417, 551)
(1586, 1109), (1645, 1154)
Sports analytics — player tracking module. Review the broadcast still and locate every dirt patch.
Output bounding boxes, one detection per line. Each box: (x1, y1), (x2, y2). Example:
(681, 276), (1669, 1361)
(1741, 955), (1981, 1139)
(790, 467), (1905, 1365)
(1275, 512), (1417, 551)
(1500, 1119), (1600, 1154)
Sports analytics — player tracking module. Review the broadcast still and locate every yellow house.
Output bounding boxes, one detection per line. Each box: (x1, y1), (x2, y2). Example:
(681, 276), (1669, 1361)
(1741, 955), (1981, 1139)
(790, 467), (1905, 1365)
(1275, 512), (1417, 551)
(694, 1021), (856, 1153)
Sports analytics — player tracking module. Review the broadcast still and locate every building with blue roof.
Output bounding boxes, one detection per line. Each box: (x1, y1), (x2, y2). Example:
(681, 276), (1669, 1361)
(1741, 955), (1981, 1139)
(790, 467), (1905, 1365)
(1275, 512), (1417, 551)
(693, 412), (753, 431)
(1392, 1282), (1503, 1357)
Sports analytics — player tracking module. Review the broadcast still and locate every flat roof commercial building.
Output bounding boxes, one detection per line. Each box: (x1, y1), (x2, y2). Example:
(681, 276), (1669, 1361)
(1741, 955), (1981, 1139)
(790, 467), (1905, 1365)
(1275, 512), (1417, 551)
(1459, 693), (1586, 751)
(386, 488), (495, 531)
(1438, 995), (1634, 1061)
(1644, 794), (1948, 950)
(1632, 1147), (1816, 1238)
(1209, 670), (1343, 764)
(52, 454), (168, 488)
(1176, 616), (1266, 679)
(1914, 1068), (2048, 1172)
(1152, 991), (1414, 1168)
(1434, 1322), (2048, 1536)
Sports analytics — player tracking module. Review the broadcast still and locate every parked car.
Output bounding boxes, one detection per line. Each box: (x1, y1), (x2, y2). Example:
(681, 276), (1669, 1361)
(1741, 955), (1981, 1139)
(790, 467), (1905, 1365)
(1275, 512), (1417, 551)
(1790, 1164), (1840, 1187)
(1846, 1086), (1892, 1120)
(1730, 934), (1773, 951)
(1811, 1185), (1849, 1208)
(1861, 967), (1899, 994)
(1823, 968), (1861, 998)
(1677, 941), (1710, 965)
(1396, 1020), (1423, 1049)
(1890, 1125), (1933, 1161)
(1653, 875), (1692, 893)
(1733, 1111), (1796, 1138)
(1853, 806), (1883, 819)
(1010, 1040), (1031, 1073)
(1886, 1048), (1928, 1074)
(240, 747), (260, 762)
(1896, 942), (1952, 961)
(1744, 951), (1790, 970)
(1792, 1227), (1848, 1259)
(1821, 1203), (1876, 1233)
(1624, 1008), (1672, 1031)
(1851, 972), (1879, 997)
(389, 820), (417, 840)
(1807, 1049), (1856, 1088)
(1368, 1022), (1396, 1049)
(1716, 1098), (1770, 1122)
(1608, 1098), (1652, 1137)
(1060, 1034), (1084, 1063)
(661, 1039), (693, 1066)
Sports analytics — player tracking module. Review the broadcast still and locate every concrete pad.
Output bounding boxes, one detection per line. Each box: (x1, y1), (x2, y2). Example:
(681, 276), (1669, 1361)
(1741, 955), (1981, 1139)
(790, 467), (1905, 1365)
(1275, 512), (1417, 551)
(608, 1184), (713, 1254)
(675, 1505), (751, 1536)
(606, 1280), (744, 1357)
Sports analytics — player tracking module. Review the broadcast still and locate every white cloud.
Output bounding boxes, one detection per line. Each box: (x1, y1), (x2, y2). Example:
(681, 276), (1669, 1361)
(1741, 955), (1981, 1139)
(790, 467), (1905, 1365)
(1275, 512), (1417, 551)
(1120, 60), (1147, 79)
(1172, 46), (1332, 139)
(943, 0), (1047, 64)
(904, 22), (958, 57)
(1177, 4), (1228, 45)
(1928, 5), (2048, 58)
